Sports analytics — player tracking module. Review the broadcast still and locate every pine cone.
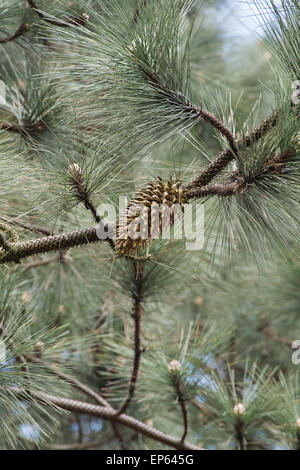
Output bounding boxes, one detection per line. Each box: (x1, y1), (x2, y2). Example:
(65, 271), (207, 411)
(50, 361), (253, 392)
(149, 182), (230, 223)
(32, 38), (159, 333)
(115, 177), (187, 256)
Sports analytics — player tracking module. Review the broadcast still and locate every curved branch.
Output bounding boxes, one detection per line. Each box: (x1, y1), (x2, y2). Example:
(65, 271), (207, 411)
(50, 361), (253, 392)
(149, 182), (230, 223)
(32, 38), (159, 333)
(12, 388), (203, 450)
(137, 65), (237, 153)
(27, 0), (88, 28)
(25, 354), (111, 408)
(185, 109), (279, 190)
(27, 0), (69, 27)
(25, 355), (128, 449)
(192, 107), (237, 154)
(0, 23), (29, 44)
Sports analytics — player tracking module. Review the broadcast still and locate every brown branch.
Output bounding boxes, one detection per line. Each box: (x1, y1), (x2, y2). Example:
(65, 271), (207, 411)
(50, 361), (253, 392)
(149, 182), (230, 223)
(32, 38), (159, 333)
(11, 388), (203, 450)
(0, 23), (30, 43)
(1, 122), (26, 133)
(69, 167), (100, 223)
(137, 63), (237, 153)
(26, 354), (127, 449)
(185, 109), (279, 190)
(0, 226), (104, 264)
(193, 107), (237, 155)
(173, 377), (189, 446)
(27, 0), (88, 28)
(185, 144), (297, 201)
(111, 421), (128, 450)
(24, 354), (111, 409)
(235, 418), (246, 450)
(185, 181), (246, 200)
(68, 165), (115, 250)
(116, 261), (145, 416)
(1, 120), (48, 135)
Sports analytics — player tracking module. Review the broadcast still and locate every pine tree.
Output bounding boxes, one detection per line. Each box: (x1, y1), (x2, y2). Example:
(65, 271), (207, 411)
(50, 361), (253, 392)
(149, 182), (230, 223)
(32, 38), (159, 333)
(0, 0), (299, 450)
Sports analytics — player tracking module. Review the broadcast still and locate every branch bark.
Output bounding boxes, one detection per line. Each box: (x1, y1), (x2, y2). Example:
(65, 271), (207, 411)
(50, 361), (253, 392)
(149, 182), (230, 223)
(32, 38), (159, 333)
(185, 181), (246, 200)
(184, 109), (279, 190)
(116, 261), (145, 415)
(0, 226), (104, 264)
(24, 354), (111, 408)
(0, 23), (29, 43)
(173, 377), (189, 446)
(11, 388), (203, 450)
(27, 0), (88, 27)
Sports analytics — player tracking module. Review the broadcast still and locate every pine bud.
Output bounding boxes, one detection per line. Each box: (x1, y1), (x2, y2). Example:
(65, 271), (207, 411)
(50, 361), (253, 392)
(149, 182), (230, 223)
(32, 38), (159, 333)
(21, 291), (31, 303)
(68, 163), (82, 177)
(145, 419), (153, 427)
(233, 403), (245, 416)
(296, 418), (300, 428)
(68, 163), (87, 203)
(34, 341), (45, 358)
(168, 359), (181, 372)
(58, 304), (66, 314)
(194, 296), (204, 306)
(115, 177), (187, 256)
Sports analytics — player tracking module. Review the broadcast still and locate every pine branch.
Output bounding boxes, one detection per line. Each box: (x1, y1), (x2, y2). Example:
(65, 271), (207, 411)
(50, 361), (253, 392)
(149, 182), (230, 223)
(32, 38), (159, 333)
(1, 121), (48, 135)
(0, 23), (30, 43)
(116, 261), (145, 415)
(173, 377), (189, 446)
(26, 356), (129, 449)
(27, 0), (88, 28)
(184, 109), (279, 189)
(185, 181), (246, 200)
(68, 163), (115, 250)
(0, 226), (105, 264)
(195, 108), (237, 154)
(235, 418), (246, 451)
(1, 122), (26, 134)
(139, 65), (237, 153)
(24, 354), (111, 408)
(111, 421), (128, 450)
(11, 388), (204, 450)
(133, 0), (147, 24)
(186, 144), (297, 201)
